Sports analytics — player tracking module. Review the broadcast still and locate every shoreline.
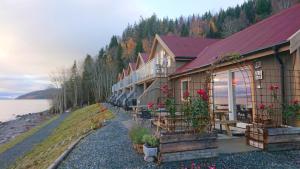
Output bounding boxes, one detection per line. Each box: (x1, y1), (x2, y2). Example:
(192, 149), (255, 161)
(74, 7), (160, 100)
(0, 110), (54, 146)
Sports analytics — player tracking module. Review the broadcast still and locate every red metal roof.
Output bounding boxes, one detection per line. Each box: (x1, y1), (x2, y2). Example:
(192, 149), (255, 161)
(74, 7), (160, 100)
(175, 4), (300, 75)
(140, 53), (148, 63)
(160, 35), (219, 58)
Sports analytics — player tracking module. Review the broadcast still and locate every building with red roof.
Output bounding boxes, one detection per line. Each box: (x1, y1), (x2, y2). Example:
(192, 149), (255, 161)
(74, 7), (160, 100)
(170, 4), (300, 130)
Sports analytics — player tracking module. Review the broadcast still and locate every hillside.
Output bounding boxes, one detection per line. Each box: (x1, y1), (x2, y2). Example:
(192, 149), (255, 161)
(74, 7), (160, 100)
(16, 88), (59, 100)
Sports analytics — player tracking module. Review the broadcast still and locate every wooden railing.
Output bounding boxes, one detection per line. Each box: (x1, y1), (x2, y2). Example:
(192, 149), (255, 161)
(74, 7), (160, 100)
(112, 57), (174, 92)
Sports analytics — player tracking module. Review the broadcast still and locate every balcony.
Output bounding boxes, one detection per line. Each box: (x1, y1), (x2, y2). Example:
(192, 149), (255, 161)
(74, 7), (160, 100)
(136, 57), (167, 83)
(112, 57), (174, 92)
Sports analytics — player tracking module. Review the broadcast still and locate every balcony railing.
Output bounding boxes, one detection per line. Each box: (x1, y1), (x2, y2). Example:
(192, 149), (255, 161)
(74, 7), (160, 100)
(112, 57), (174, 92)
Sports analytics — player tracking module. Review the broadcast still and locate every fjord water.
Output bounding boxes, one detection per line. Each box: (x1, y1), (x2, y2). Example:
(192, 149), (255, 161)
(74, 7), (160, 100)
(0, 99), (51, 122)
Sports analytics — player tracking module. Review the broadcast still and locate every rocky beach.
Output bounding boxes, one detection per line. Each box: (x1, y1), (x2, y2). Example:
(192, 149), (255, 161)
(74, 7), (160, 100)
(0, 111), (53, 145)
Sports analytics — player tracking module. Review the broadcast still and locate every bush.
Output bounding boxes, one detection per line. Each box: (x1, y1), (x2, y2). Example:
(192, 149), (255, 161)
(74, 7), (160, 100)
(142, 134), (159, 147)
(129, 126), (149, 144)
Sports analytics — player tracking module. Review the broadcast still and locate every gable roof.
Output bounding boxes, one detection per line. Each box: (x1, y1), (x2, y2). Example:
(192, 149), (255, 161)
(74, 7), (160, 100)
(136, 53), (148, 69)
(175, 4), (300, 75)
(140, 53), (148, 63)
(128, 62), (136, 74)
(122, 68), (128, 77)
(129, 62), (136, 71)
(158, 35), (219, 59)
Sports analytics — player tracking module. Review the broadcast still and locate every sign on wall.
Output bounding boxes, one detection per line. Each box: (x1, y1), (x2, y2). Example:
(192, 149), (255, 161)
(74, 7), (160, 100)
(255, 70), (263, 80)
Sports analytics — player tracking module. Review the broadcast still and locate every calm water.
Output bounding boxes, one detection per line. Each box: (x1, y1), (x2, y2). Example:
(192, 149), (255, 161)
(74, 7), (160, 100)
(0, 99), (51, 122)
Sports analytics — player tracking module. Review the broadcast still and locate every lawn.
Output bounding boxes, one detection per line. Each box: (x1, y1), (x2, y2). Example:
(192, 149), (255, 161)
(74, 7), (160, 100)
(0, 116), (58, 154)
(11, 103), (114, 169)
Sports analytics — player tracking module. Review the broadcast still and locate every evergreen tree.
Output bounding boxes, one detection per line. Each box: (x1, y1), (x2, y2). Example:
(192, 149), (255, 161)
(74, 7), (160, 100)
(256, 0), (272, 20)
(82, 54), (95, 105)
(134, 40), (144, 56)
(180, 23), (189, 37)
(117, 44), (124, 73)
(109, 36), (118, 49)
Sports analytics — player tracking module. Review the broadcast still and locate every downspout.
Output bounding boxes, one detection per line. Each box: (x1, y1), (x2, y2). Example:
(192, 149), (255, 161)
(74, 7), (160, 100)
(274, 45), (285, 124)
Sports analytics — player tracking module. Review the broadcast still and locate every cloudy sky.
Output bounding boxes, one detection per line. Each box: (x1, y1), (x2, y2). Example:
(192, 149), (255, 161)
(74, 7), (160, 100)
(0, 0), (245, 99)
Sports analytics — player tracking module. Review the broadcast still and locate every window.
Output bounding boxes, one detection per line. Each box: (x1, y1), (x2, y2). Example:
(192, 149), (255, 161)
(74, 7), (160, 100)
(213, 72), (229, 109)
(181, 79), (189, 101)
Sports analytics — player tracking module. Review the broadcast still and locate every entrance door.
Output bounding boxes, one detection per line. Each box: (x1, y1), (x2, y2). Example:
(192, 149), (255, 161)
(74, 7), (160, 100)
(232, 70), (253, 123)
(213, 69), (253, 123)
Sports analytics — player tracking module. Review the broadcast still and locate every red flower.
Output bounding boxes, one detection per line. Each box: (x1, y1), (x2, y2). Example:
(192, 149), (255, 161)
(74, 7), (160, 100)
(293, 99), (299, 105)
(183, 91), (190, 99)
(268, 104), (273, 109)
(157, 102), (164, 108)
(147, 102), (154, 109)
(160, 84), (169, 95)
(197, 89), (205, 95)
(259, 104), (265, 110)
(197, 89), (208, 101)
(269, 85), (279, 91)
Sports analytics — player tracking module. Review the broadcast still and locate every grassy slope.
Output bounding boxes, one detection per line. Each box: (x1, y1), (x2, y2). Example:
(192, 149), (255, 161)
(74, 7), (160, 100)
(11, 103), (114, 169)
(0, 116), (58, 154)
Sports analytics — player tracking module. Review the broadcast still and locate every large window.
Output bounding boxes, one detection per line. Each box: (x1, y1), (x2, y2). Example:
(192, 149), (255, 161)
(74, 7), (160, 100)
(213, 69), (253, 122)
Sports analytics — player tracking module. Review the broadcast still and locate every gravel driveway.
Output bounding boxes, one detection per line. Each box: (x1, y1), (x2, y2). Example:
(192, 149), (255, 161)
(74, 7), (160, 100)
(0, 113), (69, 169)
(58, 105), (300, 169)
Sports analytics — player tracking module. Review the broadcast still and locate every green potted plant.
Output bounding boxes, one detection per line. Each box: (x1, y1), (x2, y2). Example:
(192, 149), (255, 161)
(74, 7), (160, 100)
(129, 126), (149, 153)
(142, 134), (159, 162)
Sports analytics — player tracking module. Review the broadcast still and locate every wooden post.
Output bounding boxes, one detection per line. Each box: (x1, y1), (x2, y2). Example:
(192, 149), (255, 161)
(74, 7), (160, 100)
(228, 71), (236, 121)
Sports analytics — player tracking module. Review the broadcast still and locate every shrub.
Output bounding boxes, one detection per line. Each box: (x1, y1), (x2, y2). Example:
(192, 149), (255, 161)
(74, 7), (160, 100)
(129, 126), (149, 144)
(142, 134), (159, 147)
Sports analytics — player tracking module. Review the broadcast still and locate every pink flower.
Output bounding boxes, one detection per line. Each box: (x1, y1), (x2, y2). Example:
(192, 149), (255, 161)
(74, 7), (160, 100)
(208, 165), (216, 169)
(147, 102), (154, 109)
(259, 104), (265, 110)
(191, 161), (195, 169)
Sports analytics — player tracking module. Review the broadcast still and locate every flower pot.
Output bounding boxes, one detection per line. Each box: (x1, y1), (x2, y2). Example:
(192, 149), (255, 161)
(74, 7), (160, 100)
(133, 143), (143, 154)
(143, 144), (158, 158)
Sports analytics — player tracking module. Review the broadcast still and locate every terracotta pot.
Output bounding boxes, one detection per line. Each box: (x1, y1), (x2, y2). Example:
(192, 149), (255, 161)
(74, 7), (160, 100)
(133, 143), (143, 154)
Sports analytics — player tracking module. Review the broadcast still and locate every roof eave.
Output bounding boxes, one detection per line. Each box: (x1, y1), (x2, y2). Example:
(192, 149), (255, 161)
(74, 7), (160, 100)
(170, 41), (290, 78)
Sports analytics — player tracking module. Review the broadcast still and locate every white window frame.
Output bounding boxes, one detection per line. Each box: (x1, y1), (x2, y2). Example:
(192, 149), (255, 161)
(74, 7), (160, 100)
(180, 78), (190, 101)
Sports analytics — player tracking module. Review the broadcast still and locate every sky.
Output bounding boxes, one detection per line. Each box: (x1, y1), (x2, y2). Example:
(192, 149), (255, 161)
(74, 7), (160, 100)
(0, 0), (246, 99)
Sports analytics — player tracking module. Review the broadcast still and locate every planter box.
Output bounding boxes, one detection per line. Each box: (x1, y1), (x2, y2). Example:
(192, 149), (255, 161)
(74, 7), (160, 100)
(158, 132), (218, 163)
(246, 125), (300, 151)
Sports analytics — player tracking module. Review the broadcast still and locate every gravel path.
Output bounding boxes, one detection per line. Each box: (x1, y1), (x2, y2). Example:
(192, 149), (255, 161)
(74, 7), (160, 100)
(0, 113), (69, 169)
(58, 105), (300, 169)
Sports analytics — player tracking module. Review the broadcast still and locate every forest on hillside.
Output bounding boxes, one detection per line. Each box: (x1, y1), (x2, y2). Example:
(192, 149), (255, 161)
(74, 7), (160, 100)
(50, 0), (300, 113)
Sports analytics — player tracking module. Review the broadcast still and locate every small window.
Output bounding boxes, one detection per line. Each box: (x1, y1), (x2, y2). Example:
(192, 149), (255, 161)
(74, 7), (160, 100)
(181, 79), (189, 101)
